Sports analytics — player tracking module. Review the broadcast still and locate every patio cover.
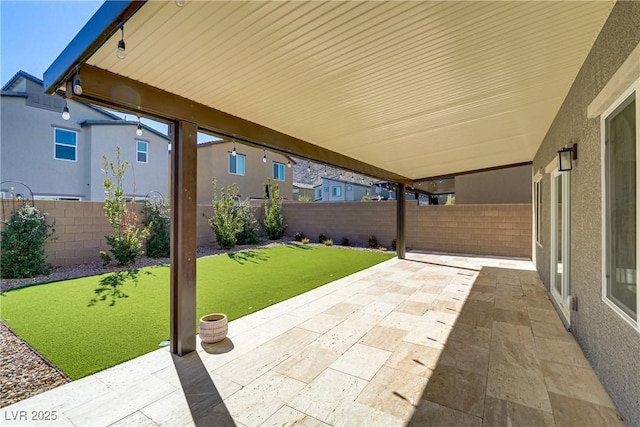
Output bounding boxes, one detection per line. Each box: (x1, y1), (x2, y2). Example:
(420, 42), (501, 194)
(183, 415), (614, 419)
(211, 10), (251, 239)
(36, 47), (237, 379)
(43, 0), (615, 355)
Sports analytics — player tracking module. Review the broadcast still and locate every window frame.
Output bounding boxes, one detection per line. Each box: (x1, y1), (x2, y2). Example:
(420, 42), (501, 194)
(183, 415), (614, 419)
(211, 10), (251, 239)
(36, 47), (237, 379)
(273, 162), (285, 181)
(53, 127), (77, 162)
(534, 177), (542, 246)
(228, 152), (246, 176)
(600, 79), (640, 331)
(136, 140), (149, 164)
(332, 186), (342, 197)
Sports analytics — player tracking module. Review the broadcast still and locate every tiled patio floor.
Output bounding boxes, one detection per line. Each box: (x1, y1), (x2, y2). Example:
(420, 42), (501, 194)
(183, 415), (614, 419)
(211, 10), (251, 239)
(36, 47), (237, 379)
(1, 252), (626, 426)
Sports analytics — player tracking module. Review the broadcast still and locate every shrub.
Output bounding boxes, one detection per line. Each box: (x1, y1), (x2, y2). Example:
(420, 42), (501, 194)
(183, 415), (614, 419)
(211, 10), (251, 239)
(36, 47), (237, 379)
(298, 195), (312, 202)
(263, 180), (287, 239)
(143, 199), (170, 258)
(323, 239), (333, 246)
(368, 234), (378, 248)
(208, 180), (243, 250)
(391, 237), (397, 251)
(341, 237), (350, 246)
(235, 200), (260, 245)
(446, 196), (456, 205)
(102, 147), (150, 265)
(361, 194), (372, 202)
(0, 204), (54, 279)
(294, 231), (306, 242)
(318, 234), (327, 243)
(301, 237), (310, 244)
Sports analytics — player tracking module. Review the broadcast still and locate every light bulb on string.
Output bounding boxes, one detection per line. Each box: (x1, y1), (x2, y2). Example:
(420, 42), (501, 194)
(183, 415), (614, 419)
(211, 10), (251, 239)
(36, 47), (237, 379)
(136, 116), (143, 136)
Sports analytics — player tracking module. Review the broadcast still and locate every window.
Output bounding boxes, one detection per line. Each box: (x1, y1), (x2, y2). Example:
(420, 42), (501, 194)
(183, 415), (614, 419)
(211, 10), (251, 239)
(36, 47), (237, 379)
(273, 162), (285, 181)
(136, 140), (148, 163)
(316, 188), (322, 199)
(54, 128), (77, 161)
(602, 82), (639, 329)
(229, 153), (245, 176)
(534, 178), (542, 245)
(332, 186), (342, 197)
(347, 185), (353, 191)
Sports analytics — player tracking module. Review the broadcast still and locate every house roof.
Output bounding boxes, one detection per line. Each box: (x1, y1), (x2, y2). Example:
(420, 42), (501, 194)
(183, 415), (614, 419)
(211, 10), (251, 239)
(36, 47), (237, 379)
(2, 70), (123, 121)
(43, 1), (615, 182)
(79, 120), (170, 141)
(292, 182), (315, 190)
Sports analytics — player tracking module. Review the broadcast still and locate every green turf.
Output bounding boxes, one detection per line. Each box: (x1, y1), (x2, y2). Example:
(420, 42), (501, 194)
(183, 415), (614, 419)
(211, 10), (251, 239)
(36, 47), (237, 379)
(0, 245), (393, 379)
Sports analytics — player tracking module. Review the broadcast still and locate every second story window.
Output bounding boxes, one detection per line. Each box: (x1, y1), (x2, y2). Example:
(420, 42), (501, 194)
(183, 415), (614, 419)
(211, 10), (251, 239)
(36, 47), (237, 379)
(54, 128), (77, 161)
(136, 140), (148, 163)
(229, 153), (245, 176)
(273, 162), (285, 181)
(332, 186), (342, 197)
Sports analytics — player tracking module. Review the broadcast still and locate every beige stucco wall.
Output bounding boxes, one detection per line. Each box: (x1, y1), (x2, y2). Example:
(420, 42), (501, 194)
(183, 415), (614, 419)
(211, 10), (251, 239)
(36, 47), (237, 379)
(455, 165), (532, 204)
(195, 141), (293, 204)
(532, 1), (640, 423)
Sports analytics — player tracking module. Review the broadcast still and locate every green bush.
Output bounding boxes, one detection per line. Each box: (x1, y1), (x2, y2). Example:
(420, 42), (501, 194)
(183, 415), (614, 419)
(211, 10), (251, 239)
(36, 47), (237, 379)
(208, 181), (243, 250)
(102, 147), (150, 265)
(143, 199), (170, 258)
(301, 237), (310, 244)
(235, 200), (260, 245)
(294, 232), (306, 242)
(0, 204), (54, 279)
(263, 180), (287, 239)
(368, 235), (378, 248)
(323, 239), (333, 246)
(341, 237), (349, 246)
(318, 234), (327, 243)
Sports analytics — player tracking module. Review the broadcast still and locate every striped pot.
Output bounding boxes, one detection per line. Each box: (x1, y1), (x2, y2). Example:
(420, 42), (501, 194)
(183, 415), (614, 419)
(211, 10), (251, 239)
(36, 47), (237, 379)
(199, 313), (228, 343)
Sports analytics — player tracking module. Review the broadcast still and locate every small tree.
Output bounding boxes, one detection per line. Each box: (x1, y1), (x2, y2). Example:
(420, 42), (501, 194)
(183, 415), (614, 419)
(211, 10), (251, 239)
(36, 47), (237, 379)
(208, 180), (243, 250)
(143, 199), (170, 258)
(263, 180), (287, 239)
(1, 204), (54, 279)
(101, 147), (150, 265)
(235, 200), (260, 245)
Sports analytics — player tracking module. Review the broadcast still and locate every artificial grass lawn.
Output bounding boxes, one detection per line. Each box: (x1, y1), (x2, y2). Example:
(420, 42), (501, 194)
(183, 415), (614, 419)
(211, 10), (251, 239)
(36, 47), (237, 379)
(0, 245), (393, 379)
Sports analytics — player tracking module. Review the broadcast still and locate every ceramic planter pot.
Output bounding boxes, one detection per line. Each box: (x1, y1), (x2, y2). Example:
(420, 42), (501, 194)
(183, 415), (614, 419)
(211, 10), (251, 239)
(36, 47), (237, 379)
(199, 313), (228, 343)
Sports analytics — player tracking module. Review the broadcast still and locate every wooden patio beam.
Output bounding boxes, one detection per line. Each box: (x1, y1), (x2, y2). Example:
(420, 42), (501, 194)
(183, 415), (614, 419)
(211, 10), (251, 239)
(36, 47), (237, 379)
(67, 64), (413, 186)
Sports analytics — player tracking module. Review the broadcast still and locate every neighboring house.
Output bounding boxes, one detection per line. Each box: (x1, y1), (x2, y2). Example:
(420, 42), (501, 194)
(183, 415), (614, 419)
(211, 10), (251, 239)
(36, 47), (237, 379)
(314, 178), (370, 202)
(292, 182), (315, 201)
(195, 140), (293, 204)
(531, 2), (640, 423)
(0, 71), (169, 201)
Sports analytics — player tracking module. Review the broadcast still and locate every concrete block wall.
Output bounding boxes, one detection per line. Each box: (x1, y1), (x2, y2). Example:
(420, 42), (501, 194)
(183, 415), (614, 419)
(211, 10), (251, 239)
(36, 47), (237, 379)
(282, 201), (532, 258)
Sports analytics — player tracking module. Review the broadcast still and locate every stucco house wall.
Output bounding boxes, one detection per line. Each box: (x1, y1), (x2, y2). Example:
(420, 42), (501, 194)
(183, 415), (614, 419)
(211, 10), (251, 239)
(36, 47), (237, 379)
(532, 1), (640, 423)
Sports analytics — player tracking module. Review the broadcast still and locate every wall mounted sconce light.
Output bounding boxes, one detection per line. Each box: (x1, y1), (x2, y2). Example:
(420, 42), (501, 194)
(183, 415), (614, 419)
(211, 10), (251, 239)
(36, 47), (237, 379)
(558, 143), (578, 171)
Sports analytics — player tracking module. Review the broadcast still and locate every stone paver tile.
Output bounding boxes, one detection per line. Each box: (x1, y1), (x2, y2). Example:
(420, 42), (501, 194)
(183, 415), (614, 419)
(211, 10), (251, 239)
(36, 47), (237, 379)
(289, 369), (368, 425)
(486, 362), (552, 413)
(153, 365), (242, 400)
(438, 340), (489, 376)
(493, 321), (535, 345)
(534, 337), (591, 369)
(528, 307), (563, 325)
(541, 361), (616, 408)
(395, 300), (430, 315)
(94, 349), (173, 391)
(549, 392), (625, 427)
(421, 363), (486, 418)
(494, 297), (528, 313)
(109, 411), (160, 427)
(378, 311), (425, 331)
(261, 405), (329, 427)
(448, 323), (492, 350)
(139, 390), (194, 427)
(492, 308), (530, 326)
(359, 325), (408, 352)
(531, 320), (574, 342)
(338, 311), (384, 333)
(526, 296), (555, 310)
(457, 307), (493, 329)
(409, 399), (482, 427)
(468, 291), (495, 303)
(491, 323), (539, 370)
(330, 344), (391, 380)
(430, 299), (464, 314)
(361, 301), (400, 317)
(311, 324), (370, 354)
(213, 327), (319, 386)
(407, 291), (439, 304)
(290, 294), (349, 318)
(299, 313), (344, 334)
(356, 366), (428, 420)
(387, 284), (417, 296)
(404, 320), (452, 349)
(322, 302), (363, 317)
(384, 341), (440, 377)
(224, 371), (306, 426)
(423, 308), (459, 326)
(273, 345), (340, 384)
(332, 401), (404, 427)
(65, 376), (175, 427)
(482, 395), (555, 427)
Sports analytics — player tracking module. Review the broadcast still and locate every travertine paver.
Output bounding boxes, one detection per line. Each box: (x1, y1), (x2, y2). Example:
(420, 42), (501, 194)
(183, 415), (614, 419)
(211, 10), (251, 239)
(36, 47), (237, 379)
(0, 252), (627, 427)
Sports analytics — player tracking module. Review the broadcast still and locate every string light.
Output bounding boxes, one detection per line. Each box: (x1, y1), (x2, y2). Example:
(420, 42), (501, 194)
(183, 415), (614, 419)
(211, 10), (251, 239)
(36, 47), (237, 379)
(231, 141), (237, 156)
(262, 150), (267, 163)
(324, 168), (327, 176)
(62, 96), (70, 120)
(73, 68), (82, 95)
(136, 116), (143, 136)
(307, 162), (311, 173)
(116, 24), (126, 59)
(287, 159), (291, 168)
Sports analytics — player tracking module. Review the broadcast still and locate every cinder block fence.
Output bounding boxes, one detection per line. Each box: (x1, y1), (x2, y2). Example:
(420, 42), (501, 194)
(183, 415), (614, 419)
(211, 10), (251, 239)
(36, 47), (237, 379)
(1, 200), (531, 267)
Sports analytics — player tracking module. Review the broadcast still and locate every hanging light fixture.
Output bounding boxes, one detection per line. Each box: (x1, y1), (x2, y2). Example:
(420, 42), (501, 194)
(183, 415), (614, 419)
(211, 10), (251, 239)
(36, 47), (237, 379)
(72, 68), (82, 95)
(324, 168), (327, 176)
(175, 0), (187, 6)
(136, 116), (143, 136)
(262, 150), (267, 163)
(62, 95), (70, 120)
(307, 162), (311, 173)
(116, 23), (126, 59)
(231, 140), (237, 156)
(287, 159), (291, 168)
